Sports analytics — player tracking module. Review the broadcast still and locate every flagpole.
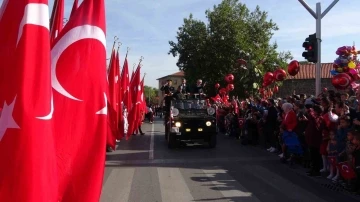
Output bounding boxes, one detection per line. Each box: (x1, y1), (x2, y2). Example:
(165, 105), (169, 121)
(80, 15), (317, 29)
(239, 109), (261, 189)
(125, 47), (130, 58)
(108, 36), (118, 68)
(142, 73), (146, 81)
(117, 42), (121, 52)
(138, 56), (144, 66)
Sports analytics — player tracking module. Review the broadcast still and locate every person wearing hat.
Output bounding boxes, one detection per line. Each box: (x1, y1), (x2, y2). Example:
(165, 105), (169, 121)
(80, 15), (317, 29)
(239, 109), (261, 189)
(161, 79), (176, 132)
(160, 79), (175, 95)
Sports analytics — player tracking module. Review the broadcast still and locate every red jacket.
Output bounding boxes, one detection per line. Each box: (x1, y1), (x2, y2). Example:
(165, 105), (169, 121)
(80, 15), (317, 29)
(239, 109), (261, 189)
(282, 110), (297, 131)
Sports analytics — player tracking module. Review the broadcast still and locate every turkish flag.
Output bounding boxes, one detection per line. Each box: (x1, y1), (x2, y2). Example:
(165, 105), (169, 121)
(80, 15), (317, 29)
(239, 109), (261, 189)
(127, 64), (141, 138)
(69, 0), (78, 19)
(120, 56), (131, 138)
(121, 56), (131, 113)
(137, 77), (146, 127)
(338, 162), (356, 180)
(49, 0), (64, 43)
(0, 0), (58, 201)
(51, 0), (108, 201)
(107, 48), (118, 148)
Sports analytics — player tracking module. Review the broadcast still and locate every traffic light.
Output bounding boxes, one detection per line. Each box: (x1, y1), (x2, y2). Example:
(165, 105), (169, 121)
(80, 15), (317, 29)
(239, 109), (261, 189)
(302, 33), (318, 63)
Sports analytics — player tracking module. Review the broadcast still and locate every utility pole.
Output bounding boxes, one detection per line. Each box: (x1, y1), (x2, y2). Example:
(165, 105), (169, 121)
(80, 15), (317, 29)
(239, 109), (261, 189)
(298, 0), (339, 96)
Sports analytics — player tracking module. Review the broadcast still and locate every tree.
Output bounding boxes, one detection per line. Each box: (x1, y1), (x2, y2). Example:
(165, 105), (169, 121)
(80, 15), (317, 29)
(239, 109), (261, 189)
(143, 85), (159, 105)
(169, 0), (292, 97)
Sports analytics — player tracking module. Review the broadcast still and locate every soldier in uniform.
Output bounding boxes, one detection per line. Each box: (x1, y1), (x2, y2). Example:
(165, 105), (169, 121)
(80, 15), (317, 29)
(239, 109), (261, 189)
(160, 80), (176, 134)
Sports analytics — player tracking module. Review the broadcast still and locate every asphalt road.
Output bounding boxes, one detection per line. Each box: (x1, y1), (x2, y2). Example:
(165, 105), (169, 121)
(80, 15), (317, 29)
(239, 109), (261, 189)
(101, 118), (360, 202)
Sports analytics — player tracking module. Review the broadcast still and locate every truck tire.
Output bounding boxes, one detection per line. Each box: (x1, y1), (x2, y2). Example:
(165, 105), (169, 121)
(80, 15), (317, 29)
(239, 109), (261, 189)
(209, 134), (217, 148)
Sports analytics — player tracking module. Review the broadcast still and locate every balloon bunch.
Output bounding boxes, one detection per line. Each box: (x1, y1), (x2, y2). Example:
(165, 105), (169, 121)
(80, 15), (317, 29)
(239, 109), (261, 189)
(330, 45), (360, 89)
(259, 65), (287, 98)
(214, 74), (235, 104)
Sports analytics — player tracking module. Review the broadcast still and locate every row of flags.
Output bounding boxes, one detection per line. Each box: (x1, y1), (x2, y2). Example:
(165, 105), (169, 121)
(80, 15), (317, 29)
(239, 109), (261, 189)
(106, 39), (147, 149)
(0, 0), (147, 201)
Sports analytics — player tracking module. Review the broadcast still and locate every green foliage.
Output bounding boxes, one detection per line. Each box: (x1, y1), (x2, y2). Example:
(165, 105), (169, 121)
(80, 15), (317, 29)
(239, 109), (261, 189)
(144, 85), (159, 105)
(169, 0), (292, 97)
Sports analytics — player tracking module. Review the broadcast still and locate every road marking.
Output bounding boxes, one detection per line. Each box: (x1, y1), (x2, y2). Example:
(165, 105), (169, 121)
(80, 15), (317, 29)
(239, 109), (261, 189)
(243, 165), (327, 202)
(202, 168), (261, 201)
(105, 156), (276, 166)
(158, 168), (194, 202)
(149, 123), (155, 160)
(100, 168), (135, 202)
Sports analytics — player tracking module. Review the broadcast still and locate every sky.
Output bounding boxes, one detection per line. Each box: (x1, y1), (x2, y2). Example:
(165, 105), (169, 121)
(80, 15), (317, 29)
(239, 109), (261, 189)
(1, 0), (360, 88)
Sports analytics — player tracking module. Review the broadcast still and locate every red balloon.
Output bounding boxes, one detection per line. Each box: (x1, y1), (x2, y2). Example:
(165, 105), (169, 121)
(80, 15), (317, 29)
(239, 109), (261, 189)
(346, 72), (360, 81)
(225, 74), (235, 83)
(288, 60), (300, 76)
(262, 82), (270, 87)
(259, 88), (265, 94)
(263, 72), (274, 84)
(219, 88), (227, 95)
(215, 83), (220, 89)
(331, 73), (352, 90)
(273, 85), (279, 93)
(227, 84), (234, 91)
(273, 69), (286, 81)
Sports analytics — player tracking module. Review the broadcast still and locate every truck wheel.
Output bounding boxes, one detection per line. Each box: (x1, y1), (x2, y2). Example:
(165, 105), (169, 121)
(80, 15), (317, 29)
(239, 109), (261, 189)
(168, 133), (177, 149)
(209, 134), (217, 148)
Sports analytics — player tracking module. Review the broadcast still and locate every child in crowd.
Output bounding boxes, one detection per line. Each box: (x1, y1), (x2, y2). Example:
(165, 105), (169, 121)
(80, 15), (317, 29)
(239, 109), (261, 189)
(338, 129), (357, 190)
(327, 131), (339, 180)
(336, 116), (354, 161)
(341, 130), (357, 166)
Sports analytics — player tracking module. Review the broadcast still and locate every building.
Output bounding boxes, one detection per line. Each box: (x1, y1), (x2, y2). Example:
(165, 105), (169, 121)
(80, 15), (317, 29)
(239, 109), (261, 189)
(156, 71), (185, 101)
(156, 63), (336, 99)
(277, 63), (334, 97)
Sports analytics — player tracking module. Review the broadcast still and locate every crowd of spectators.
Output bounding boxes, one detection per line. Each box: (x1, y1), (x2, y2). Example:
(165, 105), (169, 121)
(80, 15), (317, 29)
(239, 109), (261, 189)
(217, 89), (360, 194)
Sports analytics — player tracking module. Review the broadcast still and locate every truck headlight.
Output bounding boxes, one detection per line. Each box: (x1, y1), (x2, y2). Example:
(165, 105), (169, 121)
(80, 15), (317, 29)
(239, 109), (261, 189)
(206, 121), (211, 126)
(175, 122), (181, 127)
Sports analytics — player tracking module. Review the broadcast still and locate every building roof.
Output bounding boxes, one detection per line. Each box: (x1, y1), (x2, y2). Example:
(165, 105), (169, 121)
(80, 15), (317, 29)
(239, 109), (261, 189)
(157, 71), (184, 80)
(287, 63), (333, 79)
(157, 63), (334, 81)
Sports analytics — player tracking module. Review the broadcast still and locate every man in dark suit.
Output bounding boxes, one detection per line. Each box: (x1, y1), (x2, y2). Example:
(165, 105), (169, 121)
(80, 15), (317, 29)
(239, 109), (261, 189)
(178, 78), (191, 95)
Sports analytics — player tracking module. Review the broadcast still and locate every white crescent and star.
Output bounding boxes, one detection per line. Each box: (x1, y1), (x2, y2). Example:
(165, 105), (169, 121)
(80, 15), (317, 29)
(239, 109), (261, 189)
(0, 96), (20, 141)
(51, 25), (106, 101)
(341, 164), (349, 172)
(95, 93), (107, 115)
(339, 77), (350, 88)
(17, 3), (49, 46)
(0, 0), (9, 21)
(16, 3), (53, 120)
